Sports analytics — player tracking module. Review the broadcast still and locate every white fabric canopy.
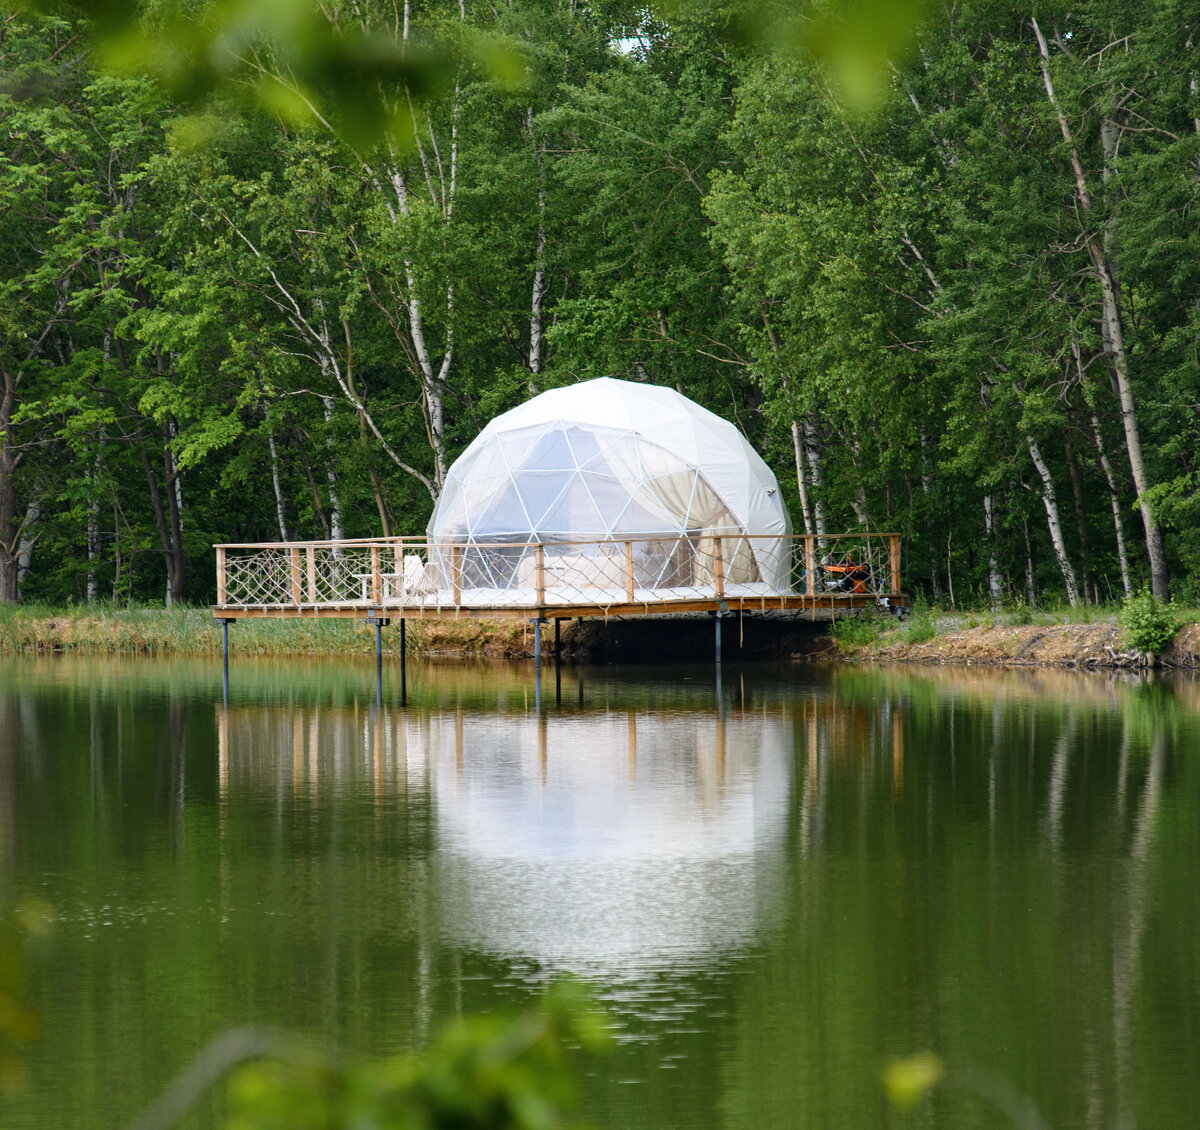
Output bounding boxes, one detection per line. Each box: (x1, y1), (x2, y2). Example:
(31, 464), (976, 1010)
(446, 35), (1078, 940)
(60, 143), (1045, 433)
(427, 377), (792, 590)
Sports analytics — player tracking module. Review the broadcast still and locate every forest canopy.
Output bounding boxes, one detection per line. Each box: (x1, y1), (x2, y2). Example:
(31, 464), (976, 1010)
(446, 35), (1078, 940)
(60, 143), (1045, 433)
(1, 0), (1197, 607)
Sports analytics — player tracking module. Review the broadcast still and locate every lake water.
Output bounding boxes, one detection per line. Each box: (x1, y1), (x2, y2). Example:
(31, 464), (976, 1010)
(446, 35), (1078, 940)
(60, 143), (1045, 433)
(2, 654), (1198, 1129)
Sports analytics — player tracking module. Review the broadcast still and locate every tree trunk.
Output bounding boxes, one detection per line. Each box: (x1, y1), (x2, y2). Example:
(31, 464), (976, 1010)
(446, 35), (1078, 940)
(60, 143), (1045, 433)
(1065, 439), (1093, 603)
(111, 495), (124, 605)
(983, 494), (1004, 609)
(1032, 17), (1168, 599)
(527, 105), (547, 396)
(1026, 433), (1079, 606)
(286, 413), (330, 539)
(321, 397), (344, 542)
(849, 431), (870, 527)
(919, 432), (942, 600)
(163, 421), (186, 605)
(791, 419), (815, 537)
(266, 424), (290, 542)
(16, 496), (40, 600)
(1091, 414), (1133, 597)
(1023, 518), (1036, 608)
(802, 417), (828, 543)
(86, 451), (102, 602)
(0, 369), (21, 602)
(141, 442), (185, 607)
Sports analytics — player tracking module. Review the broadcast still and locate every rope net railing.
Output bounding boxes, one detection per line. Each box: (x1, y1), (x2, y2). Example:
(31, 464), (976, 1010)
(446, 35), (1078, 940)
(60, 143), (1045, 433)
(215, 533), (901, 611)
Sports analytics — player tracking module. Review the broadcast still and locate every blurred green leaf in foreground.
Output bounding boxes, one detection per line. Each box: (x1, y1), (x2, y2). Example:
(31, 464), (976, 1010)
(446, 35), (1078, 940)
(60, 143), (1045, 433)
(0, 898), (54, 1093)
(14, 0), (927, 153)
(128, 980), (610, 1130)
(11, 0), (527, 150)
(657, 0), (931, 111)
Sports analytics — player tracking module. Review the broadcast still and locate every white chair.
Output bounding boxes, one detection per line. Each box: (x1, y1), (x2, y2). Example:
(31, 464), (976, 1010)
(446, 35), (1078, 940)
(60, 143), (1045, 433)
(403, 554), (440, 604)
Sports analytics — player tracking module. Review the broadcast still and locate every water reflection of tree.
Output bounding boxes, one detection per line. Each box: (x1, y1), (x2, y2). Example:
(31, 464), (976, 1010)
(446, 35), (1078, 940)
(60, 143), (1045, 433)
(726, 668), (1193, 1130)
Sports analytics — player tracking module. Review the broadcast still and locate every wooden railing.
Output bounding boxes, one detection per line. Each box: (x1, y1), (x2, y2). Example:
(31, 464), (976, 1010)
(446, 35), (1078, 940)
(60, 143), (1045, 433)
(213, 533), (902, 611)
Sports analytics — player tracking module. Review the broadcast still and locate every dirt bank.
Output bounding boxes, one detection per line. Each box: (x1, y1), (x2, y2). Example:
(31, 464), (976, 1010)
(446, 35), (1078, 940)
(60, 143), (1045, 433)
(835, 620), (1200, 670)
(5, 608), (1198, 669)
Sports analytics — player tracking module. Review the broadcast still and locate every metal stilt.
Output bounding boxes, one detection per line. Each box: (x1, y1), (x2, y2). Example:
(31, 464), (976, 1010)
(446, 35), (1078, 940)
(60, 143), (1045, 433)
(374, 619), (383, 705)
(222, 618), (231, 705)
(400, 617), (407, 706)
(554, 618), (562, 705)
(367, 615), (389, 707)
(714, 605), (728, 707)
(531, 617), (543, 711)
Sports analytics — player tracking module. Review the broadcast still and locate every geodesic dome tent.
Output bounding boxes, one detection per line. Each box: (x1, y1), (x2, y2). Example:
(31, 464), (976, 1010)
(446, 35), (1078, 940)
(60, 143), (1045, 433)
(426, 378), (793, 597)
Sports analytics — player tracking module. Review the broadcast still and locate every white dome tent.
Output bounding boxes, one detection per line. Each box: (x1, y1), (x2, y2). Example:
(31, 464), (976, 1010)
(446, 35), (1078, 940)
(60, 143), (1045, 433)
(426, 378), (792, 598)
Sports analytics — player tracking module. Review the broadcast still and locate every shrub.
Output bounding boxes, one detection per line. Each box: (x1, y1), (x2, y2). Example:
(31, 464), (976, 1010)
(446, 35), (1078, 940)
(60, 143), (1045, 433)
(1119, 589), (1179, 654)
(901, 612), (938, 645)
(830, 613), (885, 648)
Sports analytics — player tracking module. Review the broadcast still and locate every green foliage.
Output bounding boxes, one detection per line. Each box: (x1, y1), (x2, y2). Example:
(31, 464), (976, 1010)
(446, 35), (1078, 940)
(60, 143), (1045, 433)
(21, 0), (520, 151)
(900, 604), (939, 646)
(3, 0), (1200, 610)
(1119, 589), (1179, 655)
(221, 983), (607, 1130)
(830, 610), (886, 648)
(1007, 602), (1034, 627)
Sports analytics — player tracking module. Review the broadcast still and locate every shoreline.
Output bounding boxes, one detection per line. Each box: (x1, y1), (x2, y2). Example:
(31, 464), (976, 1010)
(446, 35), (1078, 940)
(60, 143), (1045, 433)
(825, 618), (1200, 670)
(2, 606), (1198, 670)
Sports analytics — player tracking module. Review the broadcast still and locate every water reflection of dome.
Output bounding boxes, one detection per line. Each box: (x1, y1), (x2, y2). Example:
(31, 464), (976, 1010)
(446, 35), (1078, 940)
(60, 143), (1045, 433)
(431, 711), (792, 974)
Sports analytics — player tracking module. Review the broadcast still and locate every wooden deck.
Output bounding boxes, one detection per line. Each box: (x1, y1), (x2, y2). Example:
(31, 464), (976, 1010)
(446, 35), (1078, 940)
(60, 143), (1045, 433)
(212, 533), (904, 622)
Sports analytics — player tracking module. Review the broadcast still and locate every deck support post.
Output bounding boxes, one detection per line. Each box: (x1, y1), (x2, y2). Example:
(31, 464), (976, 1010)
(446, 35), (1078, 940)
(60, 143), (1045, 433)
(400, 617), (407, 706)
(713, 602), (730, 701)
(367, 615), (389, 705)
(554, 618), (562, 705)
(530, 617), (545, 711)
(219, 617), (237, 704)
(713, 603), (729, 665)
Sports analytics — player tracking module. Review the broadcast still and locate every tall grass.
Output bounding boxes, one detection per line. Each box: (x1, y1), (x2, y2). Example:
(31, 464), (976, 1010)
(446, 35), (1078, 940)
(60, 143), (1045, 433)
(0, 604), (538, 659)
(0, 604), (394, 657)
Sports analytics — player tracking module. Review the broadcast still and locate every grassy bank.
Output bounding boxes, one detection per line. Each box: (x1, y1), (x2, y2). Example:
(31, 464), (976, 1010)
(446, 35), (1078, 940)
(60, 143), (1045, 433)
(0, 605), (543, 660)
(6, 600), (1200, 668)
(828, 600), (1200, 668)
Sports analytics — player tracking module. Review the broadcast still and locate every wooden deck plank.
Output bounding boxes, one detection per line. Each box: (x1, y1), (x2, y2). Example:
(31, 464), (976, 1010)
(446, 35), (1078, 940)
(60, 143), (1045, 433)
(211, 591), (890, 621)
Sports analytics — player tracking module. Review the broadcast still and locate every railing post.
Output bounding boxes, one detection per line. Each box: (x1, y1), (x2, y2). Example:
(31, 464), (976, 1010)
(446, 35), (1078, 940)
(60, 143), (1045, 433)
(451, 545), (462, 606)
(371, 545), (382, 604)
(290, 547), (302, 605)
(535, 543), (545, 605)
(306, 545), (317, 603)
(890, 534), (901, 596)
(712, 537), (725, 597)
(804, 535), (816, 596)
(625, 540), (635, 602)
(216, 547), (227, 606)
(393, 540), (405, 600)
